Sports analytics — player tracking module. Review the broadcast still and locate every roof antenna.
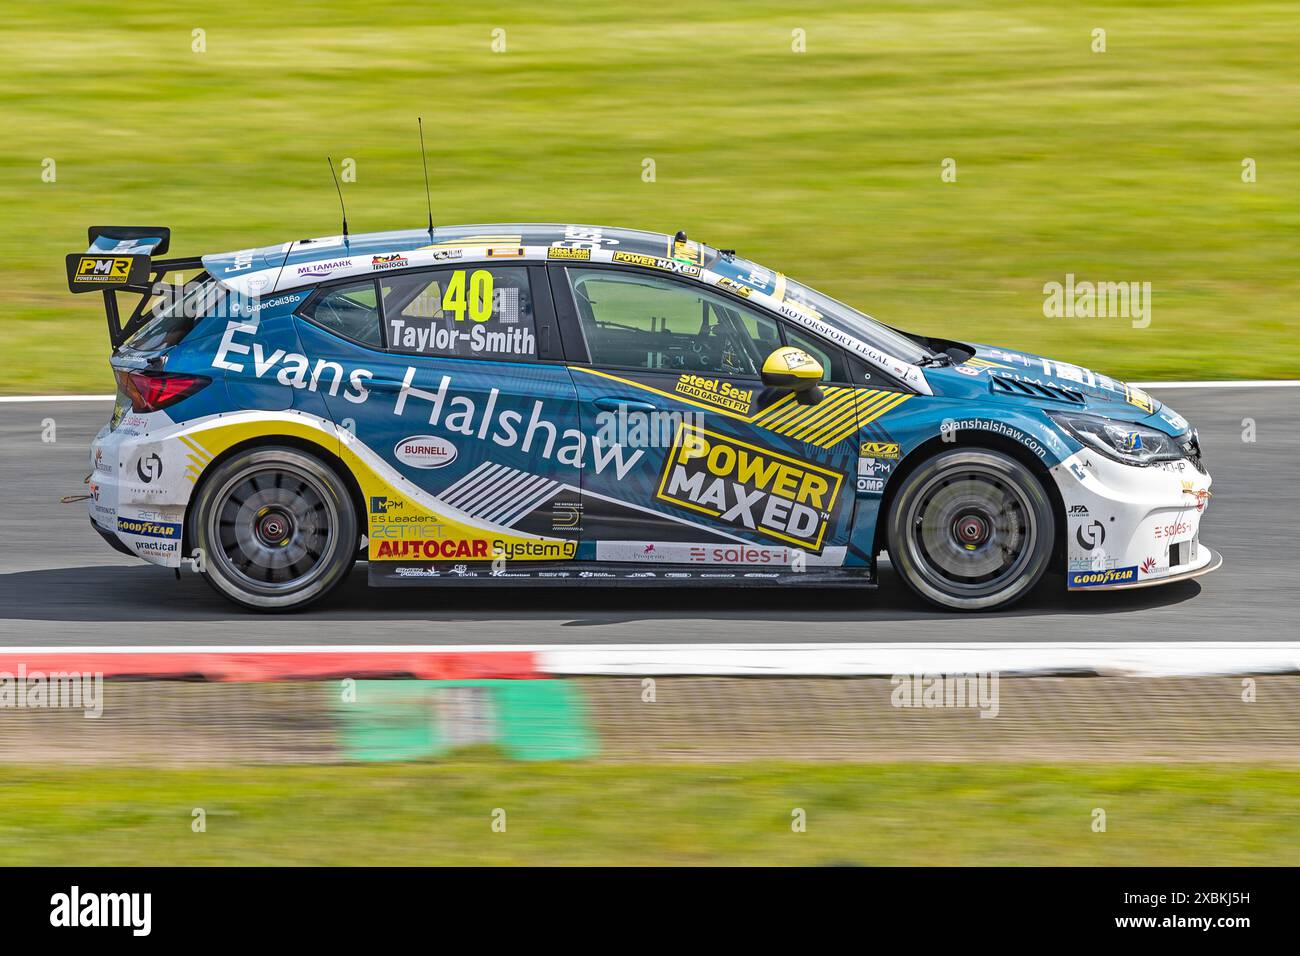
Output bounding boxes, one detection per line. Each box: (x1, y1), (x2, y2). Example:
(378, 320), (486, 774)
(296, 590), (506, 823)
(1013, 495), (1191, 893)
(327, 156), (349, 241)
(418, 117), (435, 237)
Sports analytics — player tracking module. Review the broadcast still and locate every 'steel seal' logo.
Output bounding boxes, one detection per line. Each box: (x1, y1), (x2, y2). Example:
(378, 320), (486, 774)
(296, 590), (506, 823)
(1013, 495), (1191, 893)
(656, 422), (843, 551)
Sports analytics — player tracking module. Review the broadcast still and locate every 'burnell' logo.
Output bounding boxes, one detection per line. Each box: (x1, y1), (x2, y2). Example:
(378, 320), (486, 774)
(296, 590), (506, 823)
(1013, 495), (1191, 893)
(50, 886), (151, 936)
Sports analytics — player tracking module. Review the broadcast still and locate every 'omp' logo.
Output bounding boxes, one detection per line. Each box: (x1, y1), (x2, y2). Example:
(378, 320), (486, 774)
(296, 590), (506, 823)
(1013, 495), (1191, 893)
(656, 423), (843, 551)
(75, 256), (132, 283)
(1068, 566), (1137, 588)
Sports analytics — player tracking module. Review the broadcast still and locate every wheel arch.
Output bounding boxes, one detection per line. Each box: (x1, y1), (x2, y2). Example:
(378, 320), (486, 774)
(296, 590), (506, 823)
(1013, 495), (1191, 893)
(181, 433), (367, 555)
(871, 430), (1067, 573)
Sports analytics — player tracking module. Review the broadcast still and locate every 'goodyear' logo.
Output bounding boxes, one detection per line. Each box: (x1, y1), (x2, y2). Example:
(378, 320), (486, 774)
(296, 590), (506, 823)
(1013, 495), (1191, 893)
(656, 423), (843, 551)
(674, 374), (754, 414)
(75, 256), (133, 283)
(116, 517), (181, 539)
(1068, 566), (1138, 588)
(860, 441), (901, 459)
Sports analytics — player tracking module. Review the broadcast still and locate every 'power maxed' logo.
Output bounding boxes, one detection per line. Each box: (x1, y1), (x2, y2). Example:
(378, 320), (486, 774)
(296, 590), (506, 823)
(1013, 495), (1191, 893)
(656, 423), (843, 551)
(1068, 566), (1137, 588)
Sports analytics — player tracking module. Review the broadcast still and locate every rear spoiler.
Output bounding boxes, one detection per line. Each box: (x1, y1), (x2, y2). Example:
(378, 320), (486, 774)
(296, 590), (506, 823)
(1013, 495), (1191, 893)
(65, 226), (204, 349)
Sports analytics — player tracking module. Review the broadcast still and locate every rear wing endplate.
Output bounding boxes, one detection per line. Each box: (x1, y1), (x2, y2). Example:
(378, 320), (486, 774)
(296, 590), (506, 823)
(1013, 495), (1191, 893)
(65, 226), (203, 349)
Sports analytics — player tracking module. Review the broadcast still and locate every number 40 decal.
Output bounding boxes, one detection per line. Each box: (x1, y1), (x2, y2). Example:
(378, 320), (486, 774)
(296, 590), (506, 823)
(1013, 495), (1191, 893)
(441, 269), (494, 322)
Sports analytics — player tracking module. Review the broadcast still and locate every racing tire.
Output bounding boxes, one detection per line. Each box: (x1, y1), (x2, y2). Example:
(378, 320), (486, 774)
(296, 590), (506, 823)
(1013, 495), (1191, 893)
(191, 445), (358, 611)
(886, 447), (1054, 611)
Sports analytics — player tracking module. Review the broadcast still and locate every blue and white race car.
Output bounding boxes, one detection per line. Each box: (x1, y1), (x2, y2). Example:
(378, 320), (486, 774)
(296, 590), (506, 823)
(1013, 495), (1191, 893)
(70, 223), (1218, 611)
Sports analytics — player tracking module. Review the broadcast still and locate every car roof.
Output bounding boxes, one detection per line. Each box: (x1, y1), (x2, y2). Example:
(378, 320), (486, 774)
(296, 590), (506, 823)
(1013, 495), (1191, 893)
(202, 223), (720, 293)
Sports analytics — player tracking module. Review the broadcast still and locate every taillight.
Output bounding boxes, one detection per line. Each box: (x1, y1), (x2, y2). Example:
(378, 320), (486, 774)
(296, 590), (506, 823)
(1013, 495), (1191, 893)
(116, 370), (210, 413)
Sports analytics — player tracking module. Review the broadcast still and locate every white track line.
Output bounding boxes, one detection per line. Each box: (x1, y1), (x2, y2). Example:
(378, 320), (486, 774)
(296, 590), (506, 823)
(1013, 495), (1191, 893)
(2, 643), (1296, 677)
(1, 381), (1299, 403)
(1132, 380), (1300, 389)
(0, 394), (115, 403)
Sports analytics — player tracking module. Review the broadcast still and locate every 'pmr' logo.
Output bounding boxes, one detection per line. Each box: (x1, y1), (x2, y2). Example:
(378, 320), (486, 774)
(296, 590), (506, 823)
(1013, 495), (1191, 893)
(76, 256), (132, 280)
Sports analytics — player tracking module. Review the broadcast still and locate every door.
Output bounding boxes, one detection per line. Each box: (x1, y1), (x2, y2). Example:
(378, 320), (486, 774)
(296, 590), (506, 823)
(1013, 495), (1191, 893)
(293, 262), (583, 574)
(551, 265), (860, 572)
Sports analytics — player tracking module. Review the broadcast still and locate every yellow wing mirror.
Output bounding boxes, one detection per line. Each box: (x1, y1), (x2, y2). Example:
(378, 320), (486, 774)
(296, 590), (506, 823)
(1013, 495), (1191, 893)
(761, 346), (823, 392)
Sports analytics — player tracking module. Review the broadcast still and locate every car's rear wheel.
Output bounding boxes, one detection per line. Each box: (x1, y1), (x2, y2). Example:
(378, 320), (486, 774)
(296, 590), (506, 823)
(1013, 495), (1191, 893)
(192, 446), (358, 611)
(886, 448), (1054, 611)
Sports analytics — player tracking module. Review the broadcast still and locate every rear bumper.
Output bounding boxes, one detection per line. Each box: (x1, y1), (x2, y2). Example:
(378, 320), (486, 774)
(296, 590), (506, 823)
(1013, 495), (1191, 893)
(88, 415), (187, 568)
(90, 517), (138, 557)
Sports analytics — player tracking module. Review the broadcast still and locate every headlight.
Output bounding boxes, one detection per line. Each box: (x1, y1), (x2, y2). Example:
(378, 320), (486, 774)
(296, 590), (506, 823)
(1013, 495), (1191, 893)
(1048, 412), (1183, 466)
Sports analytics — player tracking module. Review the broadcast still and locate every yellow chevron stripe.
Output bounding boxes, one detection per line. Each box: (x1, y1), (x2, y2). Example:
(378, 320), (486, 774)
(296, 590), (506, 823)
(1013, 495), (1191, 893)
(764, 386), (864, 433)
(782, 391), (858, 440)
(756, 387), (843, 430)
(178, 433), (213, 462)
(749, 392), (799, 426)
(850, 389), (901, 423)
(568, 365), (914, 442)
(859, 392), (913, 424)
(803, 402), (864, 446)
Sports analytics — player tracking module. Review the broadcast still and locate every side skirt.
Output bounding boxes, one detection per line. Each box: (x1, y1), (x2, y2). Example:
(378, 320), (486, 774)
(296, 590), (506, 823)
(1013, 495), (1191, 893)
(369, 561), (876, 588)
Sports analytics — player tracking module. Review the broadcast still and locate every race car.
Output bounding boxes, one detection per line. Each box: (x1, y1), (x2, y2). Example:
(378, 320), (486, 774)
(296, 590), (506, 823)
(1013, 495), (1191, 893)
(69, 223), (1219, 611)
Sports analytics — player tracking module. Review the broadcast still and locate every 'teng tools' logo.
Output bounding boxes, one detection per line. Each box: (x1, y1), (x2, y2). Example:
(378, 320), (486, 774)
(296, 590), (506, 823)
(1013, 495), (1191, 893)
(656, 423), (843, 551)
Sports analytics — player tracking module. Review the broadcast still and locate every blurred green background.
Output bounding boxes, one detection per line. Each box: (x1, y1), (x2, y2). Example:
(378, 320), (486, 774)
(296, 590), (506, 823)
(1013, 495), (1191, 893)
(1, 1), (1296, 393)
(4, 761), (1299, 865)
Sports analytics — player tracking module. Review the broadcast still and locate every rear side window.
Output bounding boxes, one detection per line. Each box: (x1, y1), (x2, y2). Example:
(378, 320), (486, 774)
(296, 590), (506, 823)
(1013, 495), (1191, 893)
(126, 272), (214, 351)
(381, 266), (536, 361)
(304, 279), (383, 347)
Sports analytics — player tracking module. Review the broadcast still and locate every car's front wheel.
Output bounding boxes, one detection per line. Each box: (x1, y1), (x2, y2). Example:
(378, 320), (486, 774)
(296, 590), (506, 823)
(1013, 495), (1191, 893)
(191, 445), (358, 611)
(886, 447), (1054, 611)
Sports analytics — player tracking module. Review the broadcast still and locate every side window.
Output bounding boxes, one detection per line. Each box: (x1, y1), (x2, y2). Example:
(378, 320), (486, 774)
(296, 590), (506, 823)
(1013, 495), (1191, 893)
(381, 266), (536, 361)
(568, 269), (780, 376)
(783, 327), (837, 383)
(303, 279), (383, 348)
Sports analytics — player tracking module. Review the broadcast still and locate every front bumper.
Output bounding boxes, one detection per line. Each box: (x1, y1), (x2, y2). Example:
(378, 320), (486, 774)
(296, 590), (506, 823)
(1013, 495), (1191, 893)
(1067, 545), (1222, 590)
(1051, 449), (1215, 590)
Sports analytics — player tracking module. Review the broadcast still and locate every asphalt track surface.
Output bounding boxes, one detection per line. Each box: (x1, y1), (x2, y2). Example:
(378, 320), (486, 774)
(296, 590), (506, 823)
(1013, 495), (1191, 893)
(1, 387), (1295, 647)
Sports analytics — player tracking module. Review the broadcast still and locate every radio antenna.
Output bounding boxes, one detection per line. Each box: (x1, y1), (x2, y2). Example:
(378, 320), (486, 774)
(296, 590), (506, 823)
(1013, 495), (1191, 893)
(418, 117), (434, 237)
(327, 156), (349, 240)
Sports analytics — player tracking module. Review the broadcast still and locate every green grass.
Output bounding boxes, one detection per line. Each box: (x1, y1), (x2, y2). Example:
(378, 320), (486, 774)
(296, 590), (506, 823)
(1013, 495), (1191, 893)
(1, 1), (1297, 393)
(1, 760), (1297, 865)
